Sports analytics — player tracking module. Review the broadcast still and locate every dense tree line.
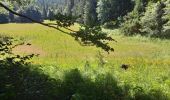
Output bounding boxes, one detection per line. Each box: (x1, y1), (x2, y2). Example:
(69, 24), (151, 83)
(0, 0), (133, 25)
(0, 1), (42, 23)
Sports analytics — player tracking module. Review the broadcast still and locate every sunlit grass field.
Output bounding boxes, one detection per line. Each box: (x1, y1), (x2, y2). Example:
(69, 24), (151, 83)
(0, 23), (170, 66)
(0, 23), (170, 97)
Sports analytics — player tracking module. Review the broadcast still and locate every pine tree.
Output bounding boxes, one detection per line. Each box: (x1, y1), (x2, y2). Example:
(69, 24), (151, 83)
(64, 0), (74, 15)
(67, 0), (85, 23)
(83, 0), (98, 27)
(97, 0), (133, 24)
(141, 1), (168, 37)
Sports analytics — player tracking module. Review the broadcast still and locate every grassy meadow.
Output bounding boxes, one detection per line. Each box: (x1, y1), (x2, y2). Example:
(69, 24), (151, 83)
(0, 23), (170, 99)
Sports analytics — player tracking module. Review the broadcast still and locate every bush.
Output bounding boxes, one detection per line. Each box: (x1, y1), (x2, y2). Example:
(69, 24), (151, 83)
(120, 12), (141, 36)
(102, 21), (117, 29)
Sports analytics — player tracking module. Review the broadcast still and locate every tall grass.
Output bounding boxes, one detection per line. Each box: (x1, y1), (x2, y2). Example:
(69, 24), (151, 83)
(0, 23), (169, 99)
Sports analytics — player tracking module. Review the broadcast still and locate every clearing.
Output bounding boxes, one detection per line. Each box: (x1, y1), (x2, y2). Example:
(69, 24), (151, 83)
(0, 23), (169, 96)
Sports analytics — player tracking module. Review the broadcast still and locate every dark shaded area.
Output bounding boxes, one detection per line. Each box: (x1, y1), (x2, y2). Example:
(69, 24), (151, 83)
(0, 14), (9, 23)
(0, 62), (169, 100)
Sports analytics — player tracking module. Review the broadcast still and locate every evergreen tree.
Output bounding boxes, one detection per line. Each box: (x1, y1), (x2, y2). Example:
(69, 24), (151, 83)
(97, 0), (133, 24)
(64, 0), (74, 15)
(47, 8), (55, 20)
(0, 7), (9, 23)
(83, 0), (98, 27)
(134, 0), (147, 14)
(72, 0), (85, 23)
(15, 5), (43, 23)
(141, 1), (168, 37)
(162, 0), (170, 37)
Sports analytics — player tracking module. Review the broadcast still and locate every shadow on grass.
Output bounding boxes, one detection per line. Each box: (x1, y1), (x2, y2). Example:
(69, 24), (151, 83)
(0, 62), (169, 100)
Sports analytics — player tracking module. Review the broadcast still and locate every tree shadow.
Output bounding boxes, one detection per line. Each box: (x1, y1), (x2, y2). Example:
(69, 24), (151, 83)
(0, 62), (169, 100)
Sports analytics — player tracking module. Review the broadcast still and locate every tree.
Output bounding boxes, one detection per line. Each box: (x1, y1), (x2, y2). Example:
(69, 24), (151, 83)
(72, 0), (85, 23)
(134, 0), (147, 14)
(36, 0), (63, 19)
(64, 0), (74, 15)
(15, 5), (43, 23)
(141, 1), (168, 37)
(0, 1), (115, 52)
(83, 0), (98, 27)
(163, 0), (170, 37)
(97, 0), (133, 24)
(0, 7), (9, 23)
(47, 8), (55, 20)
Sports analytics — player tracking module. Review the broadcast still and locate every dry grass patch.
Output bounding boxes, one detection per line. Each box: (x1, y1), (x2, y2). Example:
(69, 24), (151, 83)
(13, 44), (46, 56)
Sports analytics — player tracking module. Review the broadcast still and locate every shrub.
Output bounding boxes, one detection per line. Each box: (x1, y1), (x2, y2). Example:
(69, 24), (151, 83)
(102, 21), (117, 29)
(120, 12), (141, 35)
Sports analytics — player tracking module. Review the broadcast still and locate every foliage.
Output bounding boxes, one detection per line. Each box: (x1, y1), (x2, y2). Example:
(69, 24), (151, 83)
(14, 5), (43, 23)
(0, 13), (9, 23)
(0, 24), (170, 99)
(140, 1), (168, 37)
(120, 0), (147, 36)
(120, 11), (141, 35)
(0, 7), (9, 23)
(163, 0), (170, 37)
(120, 0), (170, 38)
(134, 0), (147, 13)
(73, 25), (115, 53)
(49, 13), (77, 27)
(63, 0), (74, 15)
(0, 36), (38, 99)
(97, 0), (133, 24)
(102, 21), (117, 29)
(47, 9), (55, 20)
(83, 0), (98, 27)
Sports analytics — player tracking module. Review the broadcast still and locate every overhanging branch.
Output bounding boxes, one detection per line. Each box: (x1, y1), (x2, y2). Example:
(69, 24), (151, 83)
(0, 2), (115, 53)
(0, 2), (72, 34)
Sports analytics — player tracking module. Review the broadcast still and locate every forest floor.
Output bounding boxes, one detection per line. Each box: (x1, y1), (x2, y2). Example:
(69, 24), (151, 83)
(0, 23), (170, 98)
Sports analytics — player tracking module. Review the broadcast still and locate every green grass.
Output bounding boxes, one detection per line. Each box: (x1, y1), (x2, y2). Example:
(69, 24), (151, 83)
(1, 23), (169, 66)
(0, 23), (170, 98)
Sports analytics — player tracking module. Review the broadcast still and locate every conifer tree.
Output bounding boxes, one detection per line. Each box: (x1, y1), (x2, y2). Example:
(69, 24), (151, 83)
(141, 1), (168, 37)
(83, 0), (98, 27)
(97, 0), (133, 24)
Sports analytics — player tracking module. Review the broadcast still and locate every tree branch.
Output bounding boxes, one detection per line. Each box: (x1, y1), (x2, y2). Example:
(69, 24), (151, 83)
(0, 2), (114, 52)
(0, 2), (72, 34)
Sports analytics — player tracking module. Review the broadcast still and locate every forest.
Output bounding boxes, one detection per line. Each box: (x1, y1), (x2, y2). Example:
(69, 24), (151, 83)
(0, 0), (170, 100)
